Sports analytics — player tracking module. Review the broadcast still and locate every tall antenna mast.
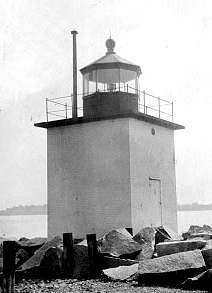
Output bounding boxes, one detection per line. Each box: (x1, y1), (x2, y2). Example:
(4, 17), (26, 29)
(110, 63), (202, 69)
(71, 30), (78, 118)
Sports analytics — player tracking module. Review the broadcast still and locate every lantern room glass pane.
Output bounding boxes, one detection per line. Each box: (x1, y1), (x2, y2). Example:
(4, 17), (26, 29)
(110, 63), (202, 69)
(83, 68), (139, 96)
(120, 69), (137, 83)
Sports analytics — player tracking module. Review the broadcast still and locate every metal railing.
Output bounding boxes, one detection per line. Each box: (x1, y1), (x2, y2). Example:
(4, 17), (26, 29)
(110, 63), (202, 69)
(45, 87), (174, 122)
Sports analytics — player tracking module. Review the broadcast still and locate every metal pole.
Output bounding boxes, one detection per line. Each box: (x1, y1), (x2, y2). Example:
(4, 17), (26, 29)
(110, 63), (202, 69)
(71, 30), (78, 119)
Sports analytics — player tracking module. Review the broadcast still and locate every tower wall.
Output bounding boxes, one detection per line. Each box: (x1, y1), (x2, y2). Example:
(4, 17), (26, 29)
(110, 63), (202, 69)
(129, 118), (177, 233)
(47, 119), (132, 238)
(83, 92), (138, 118)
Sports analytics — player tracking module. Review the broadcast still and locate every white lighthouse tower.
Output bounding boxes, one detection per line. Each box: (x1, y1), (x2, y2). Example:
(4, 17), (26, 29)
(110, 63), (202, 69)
(35, 34), (184, 238)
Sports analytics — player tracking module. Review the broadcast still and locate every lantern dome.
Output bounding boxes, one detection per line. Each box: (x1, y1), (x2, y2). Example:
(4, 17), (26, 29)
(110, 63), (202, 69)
(80, 37), (141, 95)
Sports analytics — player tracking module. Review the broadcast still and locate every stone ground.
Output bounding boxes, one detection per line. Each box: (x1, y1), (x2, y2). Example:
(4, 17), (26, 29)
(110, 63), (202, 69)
(14, 279), (209, 293)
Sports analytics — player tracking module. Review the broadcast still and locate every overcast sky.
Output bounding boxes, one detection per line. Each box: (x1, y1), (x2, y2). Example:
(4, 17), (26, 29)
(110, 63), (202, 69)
(0, 0), (212, 209)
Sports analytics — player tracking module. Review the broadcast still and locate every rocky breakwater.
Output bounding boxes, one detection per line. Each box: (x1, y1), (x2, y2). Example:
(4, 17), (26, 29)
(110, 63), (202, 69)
(1, 224), (212, 291)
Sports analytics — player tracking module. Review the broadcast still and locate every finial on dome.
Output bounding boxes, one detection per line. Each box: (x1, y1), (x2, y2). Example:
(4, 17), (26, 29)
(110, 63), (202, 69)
(105, 36), (115, 55)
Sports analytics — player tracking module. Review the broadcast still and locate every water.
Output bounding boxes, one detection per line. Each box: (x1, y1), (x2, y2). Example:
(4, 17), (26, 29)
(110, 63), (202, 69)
(178, 210), (212, 234)
(0, 215), (47, 239)
(0, 211), (212, 239)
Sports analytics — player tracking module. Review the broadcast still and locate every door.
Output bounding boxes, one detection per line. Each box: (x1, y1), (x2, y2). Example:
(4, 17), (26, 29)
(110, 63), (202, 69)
(148, 177), (162, 227)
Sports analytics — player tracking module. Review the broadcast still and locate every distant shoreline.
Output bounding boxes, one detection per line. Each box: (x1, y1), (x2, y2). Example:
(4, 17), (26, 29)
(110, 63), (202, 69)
(178, 203), (212, 211)
(0, 203), (212, 216)
(0, 204), (47, 216)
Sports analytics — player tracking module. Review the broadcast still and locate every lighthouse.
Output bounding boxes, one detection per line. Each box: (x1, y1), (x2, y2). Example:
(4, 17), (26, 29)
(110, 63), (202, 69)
(35, 34), (184, 238)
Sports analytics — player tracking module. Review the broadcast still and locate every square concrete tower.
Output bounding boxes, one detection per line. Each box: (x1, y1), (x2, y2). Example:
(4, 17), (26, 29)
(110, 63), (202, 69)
(35, 36), (184, 238)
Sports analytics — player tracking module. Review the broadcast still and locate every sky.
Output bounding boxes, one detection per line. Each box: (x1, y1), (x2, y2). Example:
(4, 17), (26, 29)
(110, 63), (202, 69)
(0, 0), (212, 209)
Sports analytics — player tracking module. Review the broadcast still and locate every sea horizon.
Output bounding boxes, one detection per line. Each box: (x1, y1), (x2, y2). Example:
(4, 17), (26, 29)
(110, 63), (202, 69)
(0, 210), (212, 239)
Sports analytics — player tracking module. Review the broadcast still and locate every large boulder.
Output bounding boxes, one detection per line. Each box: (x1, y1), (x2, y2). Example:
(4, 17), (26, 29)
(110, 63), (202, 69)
(133, 226), (181, 260)
(18, 236), (62, 277)
(98, 229), (142, 258)
(103, 263), (139, 281)
(137, 249), (206, 286)
(40, 247), (63, 278)
(133, 227), (155, 260)
(133, 227), (156, 245)
(15, 249), (31, 268)
(184, 225), (212, 239)
(201, 248), (212, 268)
(100, 256), (138, 270)
(186, 232), (212, 240)
(182, 269), (212, 290)
(155, 226), (182, 245)
(17, 237), (47, 254)
(205, 239), (212, 248)
(156, 239), (207, 257)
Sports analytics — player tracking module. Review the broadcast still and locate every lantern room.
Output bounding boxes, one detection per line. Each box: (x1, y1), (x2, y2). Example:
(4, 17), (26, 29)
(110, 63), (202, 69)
(80, 37), (142, 117)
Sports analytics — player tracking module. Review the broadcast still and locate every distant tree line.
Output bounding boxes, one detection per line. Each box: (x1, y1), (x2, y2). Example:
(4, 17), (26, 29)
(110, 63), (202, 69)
(0, 204), (47, 215)
(178, 202), (212, 211)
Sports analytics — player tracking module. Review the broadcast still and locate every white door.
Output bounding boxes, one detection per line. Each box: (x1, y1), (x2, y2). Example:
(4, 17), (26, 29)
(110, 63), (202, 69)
(148, 178), (162, 227)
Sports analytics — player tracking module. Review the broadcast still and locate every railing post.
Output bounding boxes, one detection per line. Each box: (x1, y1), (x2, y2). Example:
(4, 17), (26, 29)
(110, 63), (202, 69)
(158, 97), (161, 119)
(46, 98), (48, 122)
(143, 90), (146, 114)
(127, 84), (128, 93)
(62, 233), (74, 278)
(171, 101), (174, 122)
(3, 241), (16, 293)
(86, 234), (99, 278)
(118, 68), (121, 92)
(65, 103), (68, 119)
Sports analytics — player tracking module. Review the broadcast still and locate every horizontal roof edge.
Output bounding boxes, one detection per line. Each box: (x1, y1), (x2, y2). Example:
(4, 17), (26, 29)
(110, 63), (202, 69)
(34, 112), (184, 130)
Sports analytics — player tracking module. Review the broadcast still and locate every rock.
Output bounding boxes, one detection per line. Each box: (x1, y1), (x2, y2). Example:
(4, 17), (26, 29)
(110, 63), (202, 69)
(135, 243), (154, 261)
(115, 228), (134, 238)
(133, 227), (155, 245)
(133, 226), (181, 260)
(15, 249), (31, 268)
(137, 250), (206, 286)
(72, 241), (89, 279)
(100, 256), (138, 269)
(103, 263), (139, 280)
(187, 225), (212, 235)
(17, 237), (47, 254)
(40, 247), (63, 278)
(182, 269), (212, 290)
(201, 248), (212, 268)
(19, 236), (62, 276)
(155, 225), (182, 246)
(205, 239), (212, 248)
(187, 232), (212, 240)
(98, 229), (142, 258)
(133, 227), (155, 260)
(156, 239), (207, 257)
